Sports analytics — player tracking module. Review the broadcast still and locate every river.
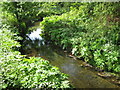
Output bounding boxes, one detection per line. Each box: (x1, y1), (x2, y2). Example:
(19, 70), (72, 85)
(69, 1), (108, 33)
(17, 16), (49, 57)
(21, 23), (119, 88)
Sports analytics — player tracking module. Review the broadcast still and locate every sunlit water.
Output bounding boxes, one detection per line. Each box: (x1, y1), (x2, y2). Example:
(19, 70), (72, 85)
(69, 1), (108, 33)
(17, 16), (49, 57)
(22, 26), (119, 88)
(28, 28), (43, 40)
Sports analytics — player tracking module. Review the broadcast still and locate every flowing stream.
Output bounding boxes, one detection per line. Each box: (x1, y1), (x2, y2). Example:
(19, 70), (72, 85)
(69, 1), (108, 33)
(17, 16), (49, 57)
(22, 24), (119, 88)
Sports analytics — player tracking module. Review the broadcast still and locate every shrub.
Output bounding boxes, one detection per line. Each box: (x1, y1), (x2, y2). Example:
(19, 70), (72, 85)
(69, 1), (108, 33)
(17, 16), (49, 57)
(1, 57), (71, 89)
(41, 3), (120, 73)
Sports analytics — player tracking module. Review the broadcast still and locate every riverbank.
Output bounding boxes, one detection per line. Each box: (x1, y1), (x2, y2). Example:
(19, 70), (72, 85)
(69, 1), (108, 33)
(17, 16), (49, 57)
(22, 25), (120, 88)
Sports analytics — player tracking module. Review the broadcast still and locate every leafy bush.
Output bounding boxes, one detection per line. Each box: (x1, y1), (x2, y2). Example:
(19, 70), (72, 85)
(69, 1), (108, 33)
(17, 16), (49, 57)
(41, 3), (120, 73)
(1, 57), (71, 89)
(0, 26), (71, 89)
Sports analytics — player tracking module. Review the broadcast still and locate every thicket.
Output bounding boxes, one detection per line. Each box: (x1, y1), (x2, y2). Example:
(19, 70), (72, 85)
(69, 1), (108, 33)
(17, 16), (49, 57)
(41, 3), (120, 73)
(0, 2), (72, 89)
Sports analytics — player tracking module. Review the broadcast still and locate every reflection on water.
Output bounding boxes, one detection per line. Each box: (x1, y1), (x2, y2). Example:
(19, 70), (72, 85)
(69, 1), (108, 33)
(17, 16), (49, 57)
(22, 27), (119, 88)
(28, 28), (43, 40)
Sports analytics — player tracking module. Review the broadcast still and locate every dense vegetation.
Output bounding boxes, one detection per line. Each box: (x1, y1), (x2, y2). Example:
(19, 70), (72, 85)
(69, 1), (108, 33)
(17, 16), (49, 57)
(41, 3), (120, 73)
(0, 27), (71, 88)
(1, 2), (72, 39)
(0, 2), (120, 89)
(0, 2), (72, 89)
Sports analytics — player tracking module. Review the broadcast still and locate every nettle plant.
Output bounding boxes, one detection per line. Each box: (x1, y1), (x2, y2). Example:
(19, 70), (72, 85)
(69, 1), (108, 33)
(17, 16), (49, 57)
(2, 57), (71, 89)
(0, 27), (71, 89)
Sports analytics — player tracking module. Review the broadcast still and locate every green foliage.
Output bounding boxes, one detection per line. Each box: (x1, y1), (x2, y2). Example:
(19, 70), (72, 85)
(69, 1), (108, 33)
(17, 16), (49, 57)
(0, 3), (74, 89)
(41, 3), (120, 73)
(1, 2), (41, 38)
(0, 26), (71, 89)
(1, 2), (76, 37)
(38, 2), (71, 17)
(0, 26), (22, 89)
(1, 57), (71, 89)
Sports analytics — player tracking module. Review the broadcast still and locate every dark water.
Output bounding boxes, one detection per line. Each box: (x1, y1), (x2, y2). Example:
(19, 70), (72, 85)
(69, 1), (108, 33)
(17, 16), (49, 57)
(22, 27), (119, 88)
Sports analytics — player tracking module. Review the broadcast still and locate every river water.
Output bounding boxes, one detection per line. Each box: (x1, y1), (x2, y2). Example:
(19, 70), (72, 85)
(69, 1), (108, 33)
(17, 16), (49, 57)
(22, 25), (119, 88)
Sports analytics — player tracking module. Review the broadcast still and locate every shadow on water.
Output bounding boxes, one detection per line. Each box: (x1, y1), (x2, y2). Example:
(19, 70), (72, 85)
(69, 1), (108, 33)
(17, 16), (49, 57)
(22, 27), (119, 88)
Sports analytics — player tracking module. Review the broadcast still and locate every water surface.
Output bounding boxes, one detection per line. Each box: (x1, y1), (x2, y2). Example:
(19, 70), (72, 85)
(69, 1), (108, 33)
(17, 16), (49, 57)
(22, 27), (119, 88)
